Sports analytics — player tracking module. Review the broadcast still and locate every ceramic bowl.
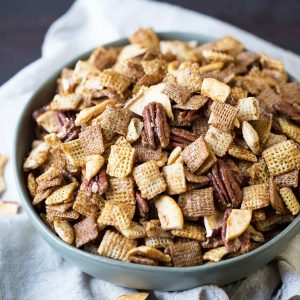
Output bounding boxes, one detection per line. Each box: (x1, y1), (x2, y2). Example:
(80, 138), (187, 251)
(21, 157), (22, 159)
(14, 32), (300, 291)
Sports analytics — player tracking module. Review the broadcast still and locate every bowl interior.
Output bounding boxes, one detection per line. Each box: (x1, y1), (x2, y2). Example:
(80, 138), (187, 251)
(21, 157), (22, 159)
(14, 32), (300, 275)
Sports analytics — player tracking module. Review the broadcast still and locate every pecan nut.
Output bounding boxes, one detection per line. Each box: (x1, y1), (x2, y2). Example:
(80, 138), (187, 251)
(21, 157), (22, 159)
(57, 112), (80, 142)
(83, 169), (108, 195)
(135, 191), (149, 219)
(169, 127), (197, 148)
(208, 159), (243, 209)
(274, 102), (300, 124)
(142, 102), (170, 149)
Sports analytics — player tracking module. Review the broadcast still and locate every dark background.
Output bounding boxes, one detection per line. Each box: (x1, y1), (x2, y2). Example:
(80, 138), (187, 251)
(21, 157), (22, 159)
(1, 0), (300, 85)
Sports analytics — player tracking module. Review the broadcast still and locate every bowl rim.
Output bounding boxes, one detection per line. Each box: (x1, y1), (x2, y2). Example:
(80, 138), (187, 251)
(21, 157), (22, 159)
(14, 31), (300, 273)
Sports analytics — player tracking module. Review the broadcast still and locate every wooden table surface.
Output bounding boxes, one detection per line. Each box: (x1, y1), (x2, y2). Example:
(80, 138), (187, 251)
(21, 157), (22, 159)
(1, 0), (299, 85)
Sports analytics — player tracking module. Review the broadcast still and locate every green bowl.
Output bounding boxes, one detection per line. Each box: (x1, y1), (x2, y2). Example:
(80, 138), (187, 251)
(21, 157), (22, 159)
(14, 32), (300, 291)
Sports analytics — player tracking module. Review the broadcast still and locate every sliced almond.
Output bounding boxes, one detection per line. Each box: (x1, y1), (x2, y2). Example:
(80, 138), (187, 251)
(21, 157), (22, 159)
(36, 111), (61, 133)
(53, 220), (75, 245)
(242, 121), (260, 155)
(204, 210), (224, 237)
(126, 118), (144, 143)
(85, 155), (105, 181)
(167, 146), (182, 165)
(23, 142), (50, 171)
(225, 209), (252, 241)
(154, 195), (184, 230)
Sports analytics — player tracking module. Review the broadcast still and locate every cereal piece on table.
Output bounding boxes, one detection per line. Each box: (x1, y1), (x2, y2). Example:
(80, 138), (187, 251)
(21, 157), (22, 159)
(145, 237), (174, 248)
(53, 220), (75, 245)
(161, 82), (190, 105)
(73, 190), (99, 218)
(61, 139), (85, 168)
(49, 94), (82, 111)
(228, 143), (257, 162)
(205, 126), (233, 157)
(201, 78), (231, 102)
(278, 117), (300, 144)
(269, 178), (288, 214)
(0, 201), (19, 216)
(23, 143), (50, 171)
(0, 154), (8, 194)
(262, 140), (300, 176)
(174, 95), (209, 111)
(45, 182), (76, 205)
(225, 209), (252, 241)
(163, 162), (186, 195)
(99, 104), (131, 136)
(27, 173), (38, 197)
(208, 101), (238, 132)
(168, 241), (202, 267)
(178, 188), (215, 218)
(133, 160), (166, 199)
(279, 187), (300, 215)
(126, 118), (144, 143)
(98, 70), (131, 94)
(127, 246), (171, 263)
(241, 183), (270, 210)
(117, 292), (149, 300)
(176, 62), (202, 92)
(181, 136), (210, 173)
(242, 121), (260, 155)
(237, 97), (260, 121)
(105, 177), (135, 205)
(75, 99), (116, 126)
(171, 223), (206, 241)
(79, 124), (105, 155)
(97, 202), (135, 229)
(203, 246), (228, 262)
(107, 145), (136, 178)
(274, 169), (299, 188)
(85, 155), (105, 181)
(116, 222), (146, 239)
(98, 230), (137, 262)
(36, 111), (61, 133)
(154, 195), (184, 230)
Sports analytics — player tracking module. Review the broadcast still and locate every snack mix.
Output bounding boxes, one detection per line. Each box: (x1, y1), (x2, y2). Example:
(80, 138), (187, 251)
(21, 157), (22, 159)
(23, 28), (300, 267)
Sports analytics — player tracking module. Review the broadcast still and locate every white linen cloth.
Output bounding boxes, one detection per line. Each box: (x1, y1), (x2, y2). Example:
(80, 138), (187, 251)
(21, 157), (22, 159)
(1, 0), (300, 299)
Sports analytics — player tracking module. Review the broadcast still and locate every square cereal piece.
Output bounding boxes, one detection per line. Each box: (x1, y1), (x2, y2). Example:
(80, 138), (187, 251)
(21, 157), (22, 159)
(169, 241), (202, 267)
(107, 145), (136, 178)
(230, 87), (248, 101)
(74, 216), (98, 248)
(195, 145), (217, 175)
(45, 182), (76, 205)
(117, 222), (146, 239)
(171, 223), (206, 241)
(135, 145), (162, 162)
(161, 82), (190, 105)
(237, 97), (260, 121)
(263, 133), (287, 150)
(278, 117), (300, 144)
(46, 209), (80, 222)
(176, 62), (202, 92)
(178, 188), (215, 217)
(247, 159), (269, 185)
(262, 140), (300, 176)
(79, 124), (105, 155)
(62, 139), (85, 168)
(99, 104), (131, 136)
(228, 143), (257, 162)
(192, 117), (209, 137)
(252, 112), (272, 145)
(205, 126), (233, 157)
(97, 202), (135, 229)
(145, 237), (174, 248)
(163, 162), (187, 195)
(49, 93), (82, 111)
(73, 190), (99, 218)
(241, 183), (270, 210)
(174, 95), (209, 111)
(201, 78), (231, 102)
(98, 70), (131, 94)
(181, 136), (210, 173)
(279, 187), (300, 215)
(98, 230), (137, 262)
(133, 160), (166, 199)
(274, 169), (299, 188)
(106, 177), (135, 205)
(203, 246), (228, 262)
(208, 101), (238, 132)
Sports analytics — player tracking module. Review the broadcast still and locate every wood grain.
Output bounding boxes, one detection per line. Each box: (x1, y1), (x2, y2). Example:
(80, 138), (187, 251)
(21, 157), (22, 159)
(0, 0), (299, 84)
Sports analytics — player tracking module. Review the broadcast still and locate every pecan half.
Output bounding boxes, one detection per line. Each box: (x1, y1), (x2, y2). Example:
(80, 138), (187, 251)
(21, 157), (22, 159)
(274, 102), (300, 124)
(169, 127), (197, 148)
(208, 159), (243, 209)
(135, 191), (149, 220)
(57, 112), (80, 142)
(142, 102), (170, 149)
(83, 169), (108, 195)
